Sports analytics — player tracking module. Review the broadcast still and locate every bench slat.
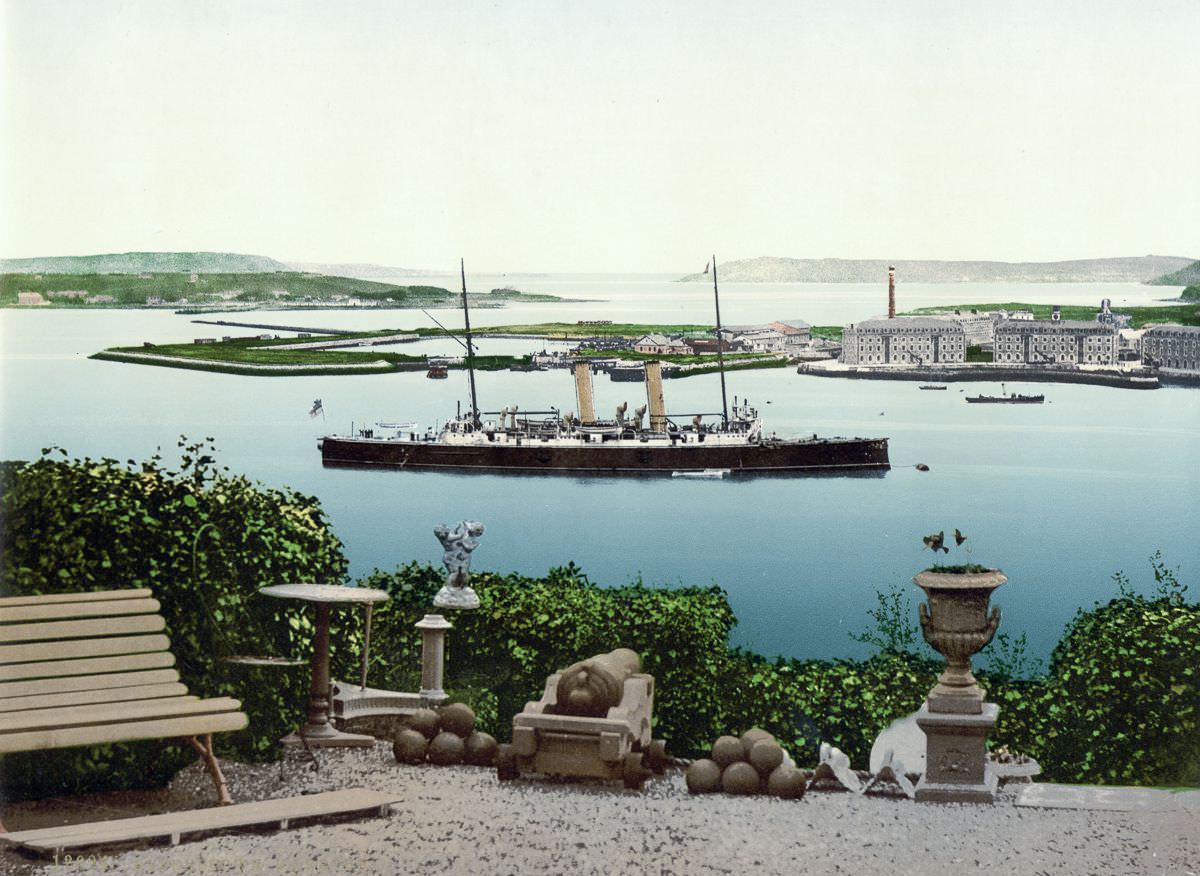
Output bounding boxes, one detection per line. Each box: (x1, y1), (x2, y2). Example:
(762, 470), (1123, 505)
(0, 667), (181, 700)
(0, 589), (153, 608)
(0, 709), (248, 753)
(0, 651), (175, 683)
(0, 695), (240, 735)
(0, 634), (170, 666)
(0, 598), (161, 624)
(0, 682), (190, 712)
(0, 788), (397, 850)
(0, 614), (166, 644)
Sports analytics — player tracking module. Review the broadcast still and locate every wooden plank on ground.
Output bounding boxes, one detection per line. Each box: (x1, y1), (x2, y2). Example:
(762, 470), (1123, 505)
(0, 614), (166, 643)
(0, 668), (181, 700)
(0, 634), (170, 665)
(0, 682), (190, 712)
(0, 709), (247, 752)
(0, 788), (400, 856)
(0, 652), (175, 683)
(0, 589), (152, 608)
(0, 598), (160, 624)
(0, 695), (238, 735)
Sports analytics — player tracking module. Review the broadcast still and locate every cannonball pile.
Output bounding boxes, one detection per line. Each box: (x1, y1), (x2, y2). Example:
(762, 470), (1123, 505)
(685, 728), (807, 800)
(393, 703), (498, 768)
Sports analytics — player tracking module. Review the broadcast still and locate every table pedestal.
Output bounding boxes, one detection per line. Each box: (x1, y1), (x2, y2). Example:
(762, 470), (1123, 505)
(281, 603), (375, 748)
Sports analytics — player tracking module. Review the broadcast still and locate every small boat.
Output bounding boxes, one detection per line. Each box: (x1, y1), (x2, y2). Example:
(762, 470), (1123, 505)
(966, 384), (1044, 404)
(671, 468), (730, 479)
(426, 365), (448, 379)
(919, 384), (949, 390)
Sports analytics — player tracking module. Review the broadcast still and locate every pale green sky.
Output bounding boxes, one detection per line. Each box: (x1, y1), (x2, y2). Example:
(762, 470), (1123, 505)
(3, 0), (1197, 272)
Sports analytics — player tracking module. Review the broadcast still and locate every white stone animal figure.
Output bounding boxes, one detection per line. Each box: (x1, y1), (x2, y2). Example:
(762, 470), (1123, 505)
(810, 742), (864, 794)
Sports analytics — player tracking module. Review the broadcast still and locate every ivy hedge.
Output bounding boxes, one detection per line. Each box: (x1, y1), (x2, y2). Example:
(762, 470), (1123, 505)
(1, 448), (1196, 798)
(0, 443), (350, 797)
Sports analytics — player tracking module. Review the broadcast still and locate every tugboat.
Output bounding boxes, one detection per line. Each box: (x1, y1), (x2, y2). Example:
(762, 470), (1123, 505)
(965, 384), (1044, 404)
(319, 259), (890, 475)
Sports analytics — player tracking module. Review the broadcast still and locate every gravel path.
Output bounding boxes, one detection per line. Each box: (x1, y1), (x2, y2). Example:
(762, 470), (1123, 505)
(3, 744), (1196, 875)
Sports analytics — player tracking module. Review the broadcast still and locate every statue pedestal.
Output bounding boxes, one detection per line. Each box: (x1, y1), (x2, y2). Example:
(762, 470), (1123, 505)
(416, 613), (452, 704)
(915, 702), (999, 803)
(433, 585), (479, 610)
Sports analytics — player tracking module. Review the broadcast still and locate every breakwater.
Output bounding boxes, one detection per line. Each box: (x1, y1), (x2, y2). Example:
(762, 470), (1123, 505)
(797, 364), (1162, 390)
(191, 319), (358, 335)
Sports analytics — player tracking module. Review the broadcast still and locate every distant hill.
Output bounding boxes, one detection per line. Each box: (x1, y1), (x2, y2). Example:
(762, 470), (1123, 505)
(1149, 260), (1200, 287)
(1182, 285), (1200, 301)
(0, 252), (288, 274)
(679, 255), (1197, 283)
(285, 261), (432, 278)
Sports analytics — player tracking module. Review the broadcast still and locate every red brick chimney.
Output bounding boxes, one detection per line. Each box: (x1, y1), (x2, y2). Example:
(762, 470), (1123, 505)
(888, 265), (896, 319)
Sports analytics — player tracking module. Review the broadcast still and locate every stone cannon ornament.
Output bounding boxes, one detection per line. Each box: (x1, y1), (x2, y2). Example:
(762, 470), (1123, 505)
(497, 648), (668, 789)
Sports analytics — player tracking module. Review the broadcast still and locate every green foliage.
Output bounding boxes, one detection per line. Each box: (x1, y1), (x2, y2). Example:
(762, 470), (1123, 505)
(1029, 556), (1199, 785)
(965, 345), (993, 363)
(4, 449), (1195, 795)
(926, 563), (993, 574)
(1180, 283), (1199, 300)
(354, 562), (737, 753)
(849, 584), (921, 655)
(905, 301), (1200, 329)
(0, 441), (349, 798)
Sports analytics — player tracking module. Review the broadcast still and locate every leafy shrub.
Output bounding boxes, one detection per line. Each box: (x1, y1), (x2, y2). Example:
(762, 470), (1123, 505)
(0, 442), (349, 798)
(1028, 557), (1198, 785)
(354, 562), (737, 753)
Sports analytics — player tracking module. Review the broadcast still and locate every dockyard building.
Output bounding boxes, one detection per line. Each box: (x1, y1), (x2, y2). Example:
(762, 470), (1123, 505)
(840, 317), (966, 365)
(768, 320), (813, 345)
(632, 334), (690, 355)
(1142, 325), (1200, 373)
(993, 319), (1118, 365)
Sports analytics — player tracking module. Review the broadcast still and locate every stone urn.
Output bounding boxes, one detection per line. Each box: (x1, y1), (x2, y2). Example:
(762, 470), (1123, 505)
(913, 567), (1006, 804)
(915, 568), (1005, 714)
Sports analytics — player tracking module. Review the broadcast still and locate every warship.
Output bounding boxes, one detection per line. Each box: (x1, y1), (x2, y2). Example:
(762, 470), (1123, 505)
(319, 261), (890, 475)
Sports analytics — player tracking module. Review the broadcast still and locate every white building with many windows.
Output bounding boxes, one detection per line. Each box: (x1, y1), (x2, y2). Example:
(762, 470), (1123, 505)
(1142, 325), (1200, 373)
(840, 317), (966, 365)
(993, 319), (1118, 365)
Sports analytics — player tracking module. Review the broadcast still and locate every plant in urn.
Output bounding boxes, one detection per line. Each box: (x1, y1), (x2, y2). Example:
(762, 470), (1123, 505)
(913, 529), (1005, 803)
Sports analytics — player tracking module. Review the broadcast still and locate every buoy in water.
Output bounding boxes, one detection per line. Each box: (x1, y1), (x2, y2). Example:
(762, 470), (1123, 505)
(915, 463), (930, 472)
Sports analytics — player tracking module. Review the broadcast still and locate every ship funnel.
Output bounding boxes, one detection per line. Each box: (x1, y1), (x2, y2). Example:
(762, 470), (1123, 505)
(573, 362), (596, 424)
(645, 361), (667, 432)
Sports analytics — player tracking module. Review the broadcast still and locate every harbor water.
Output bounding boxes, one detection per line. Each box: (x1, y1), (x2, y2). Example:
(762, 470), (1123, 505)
(1, 276), (1196, 666)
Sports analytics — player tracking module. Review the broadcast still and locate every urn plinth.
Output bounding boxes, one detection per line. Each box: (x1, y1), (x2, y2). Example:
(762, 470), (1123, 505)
(914, 569), (1005, 715)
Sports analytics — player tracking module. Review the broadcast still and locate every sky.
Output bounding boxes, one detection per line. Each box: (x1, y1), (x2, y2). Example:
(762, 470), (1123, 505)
(2, 0), (1198, 273)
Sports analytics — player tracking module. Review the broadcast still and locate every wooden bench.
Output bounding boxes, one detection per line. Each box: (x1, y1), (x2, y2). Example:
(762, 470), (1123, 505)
(0, 588), (249, 833)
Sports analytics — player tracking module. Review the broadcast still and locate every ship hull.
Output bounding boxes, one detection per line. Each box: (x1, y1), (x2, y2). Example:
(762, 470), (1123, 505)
(320, 435), (890, 474)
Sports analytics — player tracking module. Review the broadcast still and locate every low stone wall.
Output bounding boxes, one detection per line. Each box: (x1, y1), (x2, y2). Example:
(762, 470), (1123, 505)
(797, 364), (1163, 390)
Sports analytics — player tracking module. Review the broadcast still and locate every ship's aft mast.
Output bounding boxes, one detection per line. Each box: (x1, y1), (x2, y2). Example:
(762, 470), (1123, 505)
(461, 259), (480, 428)
(711, 253), (730, 426)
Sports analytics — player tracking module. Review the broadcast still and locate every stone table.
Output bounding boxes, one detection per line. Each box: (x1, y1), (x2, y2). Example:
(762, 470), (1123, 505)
(261, 583), (390, 748)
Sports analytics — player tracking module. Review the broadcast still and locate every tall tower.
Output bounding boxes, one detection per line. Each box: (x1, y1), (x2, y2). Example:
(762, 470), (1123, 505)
(887, 265), (896, 319)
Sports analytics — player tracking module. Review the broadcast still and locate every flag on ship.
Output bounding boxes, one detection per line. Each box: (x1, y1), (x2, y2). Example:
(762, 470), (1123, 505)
(309, 399), (324, 418)
(703, 259), (711, 274)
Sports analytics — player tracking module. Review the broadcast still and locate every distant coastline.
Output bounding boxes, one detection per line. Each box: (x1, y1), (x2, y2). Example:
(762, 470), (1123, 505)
(678, 255), (1196, 284)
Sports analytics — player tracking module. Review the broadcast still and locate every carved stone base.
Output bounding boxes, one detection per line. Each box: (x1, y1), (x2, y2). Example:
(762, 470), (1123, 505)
(915, 702), (999, 804)
(433, 585), (479, 610)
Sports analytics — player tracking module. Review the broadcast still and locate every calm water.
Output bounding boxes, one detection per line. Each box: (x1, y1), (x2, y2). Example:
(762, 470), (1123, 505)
(1, 277), (1196, 665)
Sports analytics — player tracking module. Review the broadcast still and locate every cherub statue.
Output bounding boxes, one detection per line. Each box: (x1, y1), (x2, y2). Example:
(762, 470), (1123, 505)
(432, 520), (486, 609)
